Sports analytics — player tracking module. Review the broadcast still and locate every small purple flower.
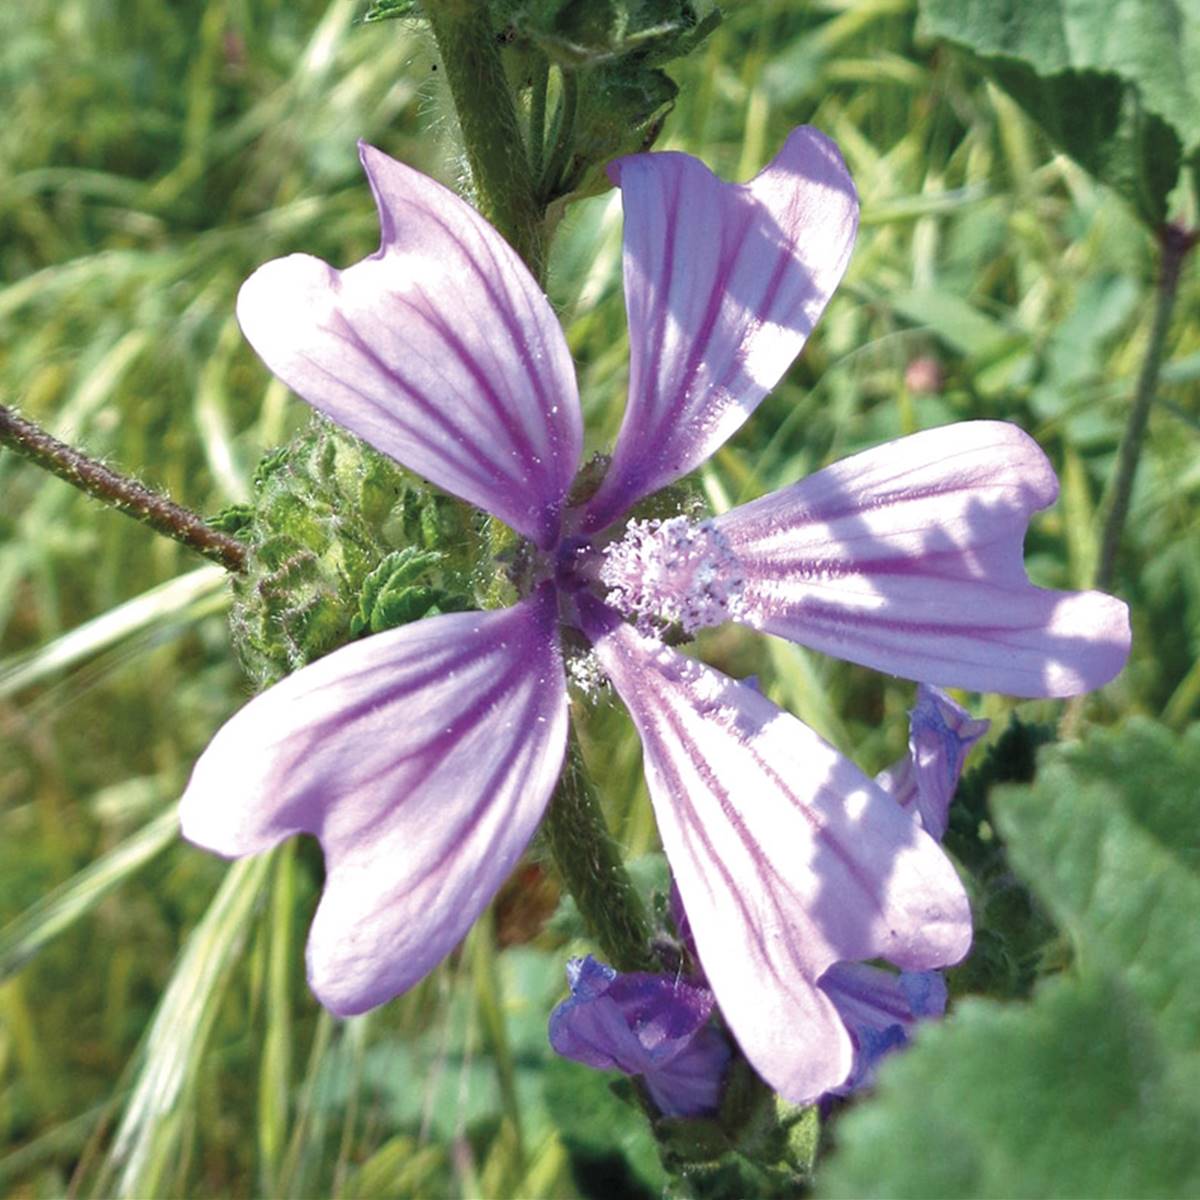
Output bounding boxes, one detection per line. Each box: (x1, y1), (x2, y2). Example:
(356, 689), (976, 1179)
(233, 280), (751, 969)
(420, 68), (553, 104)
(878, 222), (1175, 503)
(549, 956), (731, 1117)
(180, 130), (1130, 1103)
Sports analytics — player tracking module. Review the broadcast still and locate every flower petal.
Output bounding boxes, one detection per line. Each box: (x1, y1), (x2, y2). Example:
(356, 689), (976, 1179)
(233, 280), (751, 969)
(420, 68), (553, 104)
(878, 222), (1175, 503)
(714, 421), (1131, 696)
(582, 126), (859, 531)
(180, 588), (568, 1014)
(236, 143), (582, 548)
(580, 600), (971, 1103)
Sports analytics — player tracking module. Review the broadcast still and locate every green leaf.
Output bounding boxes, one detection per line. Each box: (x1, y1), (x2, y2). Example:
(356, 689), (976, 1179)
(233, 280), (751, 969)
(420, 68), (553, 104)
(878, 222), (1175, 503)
(888, 288), (1016, 360)
(820, 975), (1200, 1199)
(918, 0), (1195, 224)
(230, 422), (479, 686)
(991, 719), (1200, 1053)
(544, 1057), (667, 1196)
(819, 720), (1200, 1198)
(516, 0), (719, 69)
(349, 546), (460, 636)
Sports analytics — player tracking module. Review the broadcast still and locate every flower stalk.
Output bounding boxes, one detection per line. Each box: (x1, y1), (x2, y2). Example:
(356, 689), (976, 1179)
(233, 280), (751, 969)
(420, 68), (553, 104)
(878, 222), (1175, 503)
(0, 402), (247, 573)
(1095, 222), (1196, 590)
(540, 727), (660, 974)
(422, 0), (546, 280)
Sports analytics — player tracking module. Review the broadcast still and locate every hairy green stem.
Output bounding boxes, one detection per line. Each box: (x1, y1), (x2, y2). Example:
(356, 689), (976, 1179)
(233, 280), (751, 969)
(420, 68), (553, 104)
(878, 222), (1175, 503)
(1096, 223), (1196, 590)
(0, 403), (247, 572)
(423, 0), (545, 280)
(540, 729), (658, 973)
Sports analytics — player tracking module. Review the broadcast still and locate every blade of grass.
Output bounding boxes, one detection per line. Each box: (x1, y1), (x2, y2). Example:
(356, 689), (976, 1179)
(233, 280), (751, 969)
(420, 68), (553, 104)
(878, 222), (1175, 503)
(92, 853), (273, 1199)
(257, 842), (296, 1198)
(0, 807), (180, 983)
(0, 566), (227, 701)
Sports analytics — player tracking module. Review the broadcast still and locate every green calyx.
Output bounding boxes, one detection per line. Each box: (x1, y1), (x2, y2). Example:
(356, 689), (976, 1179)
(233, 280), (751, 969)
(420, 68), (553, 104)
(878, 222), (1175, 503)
(509, 1), (720, 205)
(506, 0), (721, 70)
(212, 419), (484, 689)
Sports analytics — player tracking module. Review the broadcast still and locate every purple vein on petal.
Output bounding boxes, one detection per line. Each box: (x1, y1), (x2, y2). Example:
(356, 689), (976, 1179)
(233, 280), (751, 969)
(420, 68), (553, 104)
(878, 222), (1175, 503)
(715, 421), (1131, 696)
(237, 144), (583, 546)
(182, 586), (571, 1016)
(582, 127), (859, 530)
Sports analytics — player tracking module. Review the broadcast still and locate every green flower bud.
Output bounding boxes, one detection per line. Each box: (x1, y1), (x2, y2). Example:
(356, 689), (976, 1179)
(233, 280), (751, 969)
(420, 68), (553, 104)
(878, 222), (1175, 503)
(223, 419), (483, 688)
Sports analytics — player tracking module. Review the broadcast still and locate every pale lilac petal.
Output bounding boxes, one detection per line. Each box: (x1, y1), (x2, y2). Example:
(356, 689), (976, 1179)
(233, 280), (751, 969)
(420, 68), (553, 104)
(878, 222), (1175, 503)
(582, 126), (859, 531)
(549, 956), (730, 1116)
(580, 599), (971, 1103)
(236, 143), (582, 548)
(876, 685), (989, 840)
(819, 961), (947, 1094)
(714, 421), (1131, 697)
(180, 588), (568, 1015)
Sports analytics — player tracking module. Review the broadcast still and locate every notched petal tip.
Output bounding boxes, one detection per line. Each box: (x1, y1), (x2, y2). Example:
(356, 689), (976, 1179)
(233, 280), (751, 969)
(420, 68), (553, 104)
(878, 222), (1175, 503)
(184, 596), (568, 1016)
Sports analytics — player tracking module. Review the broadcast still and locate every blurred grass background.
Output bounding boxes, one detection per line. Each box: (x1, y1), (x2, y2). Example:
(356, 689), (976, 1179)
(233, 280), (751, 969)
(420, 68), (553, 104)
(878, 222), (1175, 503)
(1, 0), (1197, 1196)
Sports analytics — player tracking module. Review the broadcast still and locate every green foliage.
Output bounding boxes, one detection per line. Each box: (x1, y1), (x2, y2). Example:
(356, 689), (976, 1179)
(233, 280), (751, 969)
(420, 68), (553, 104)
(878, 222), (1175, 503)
(651, 1065), (819, 1198)
(919, 0), (1199, 225)
(350, 547), (466, 636)
(361, 0), (420, 23)
(226, 420), (479, 687)
(992, 720), (1200, 1052)
(561, 62), (679, 199)
(820, 720), (1200, 1199)
(512, 0), (721, 69)
(545, 1059), (667, 1197)
(506, 1), (720, 205)
(943, 715), (1060, 998)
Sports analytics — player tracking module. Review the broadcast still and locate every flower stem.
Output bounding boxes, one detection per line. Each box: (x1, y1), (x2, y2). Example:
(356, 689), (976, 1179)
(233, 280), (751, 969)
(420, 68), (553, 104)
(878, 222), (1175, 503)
(1095, 223), (1196, 590)
(0, 403), (247, 573)
(422, 0), (546, 281)
(540, 728), (659, 974)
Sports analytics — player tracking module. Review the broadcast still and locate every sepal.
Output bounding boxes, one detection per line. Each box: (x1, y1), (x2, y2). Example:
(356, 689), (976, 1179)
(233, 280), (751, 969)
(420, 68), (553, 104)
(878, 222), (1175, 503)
(228, 420), (480, 687)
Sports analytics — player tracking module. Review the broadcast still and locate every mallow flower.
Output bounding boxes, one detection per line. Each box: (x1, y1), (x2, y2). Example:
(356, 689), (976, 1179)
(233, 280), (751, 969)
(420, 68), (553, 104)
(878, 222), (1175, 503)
(180, 128), (1130, 1104)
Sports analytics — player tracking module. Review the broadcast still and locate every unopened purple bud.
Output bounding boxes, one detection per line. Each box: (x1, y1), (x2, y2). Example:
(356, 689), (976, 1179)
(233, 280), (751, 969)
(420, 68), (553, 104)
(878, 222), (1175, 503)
(876, 684), (989, 840)
(548, 956), (731, 1117)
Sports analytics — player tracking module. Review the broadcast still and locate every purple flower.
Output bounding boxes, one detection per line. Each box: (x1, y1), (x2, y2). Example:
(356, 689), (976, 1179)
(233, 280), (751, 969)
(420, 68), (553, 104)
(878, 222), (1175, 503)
(180, 129), (1130, 1103)
(549, 956), (731, 1117)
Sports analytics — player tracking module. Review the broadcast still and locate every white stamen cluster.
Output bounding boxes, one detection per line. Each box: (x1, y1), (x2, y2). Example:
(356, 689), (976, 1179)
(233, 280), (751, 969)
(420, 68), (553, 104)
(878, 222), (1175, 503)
(566, 647), (609, 698)
(600, 515), (746, 635)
